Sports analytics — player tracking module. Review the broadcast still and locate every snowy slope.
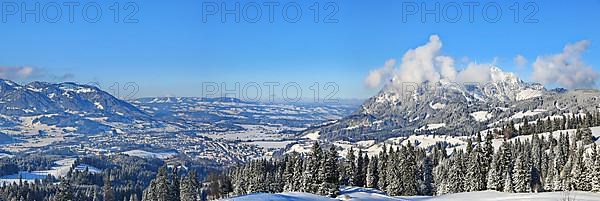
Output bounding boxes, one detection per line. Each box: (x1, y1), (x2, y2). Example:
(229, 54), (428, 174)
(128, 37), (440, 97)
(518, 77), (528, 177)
(398, 191), (600, 201)
(223, 187), (600, 201)
(0, 158), (76, 186)
(309, 65), (600, 142)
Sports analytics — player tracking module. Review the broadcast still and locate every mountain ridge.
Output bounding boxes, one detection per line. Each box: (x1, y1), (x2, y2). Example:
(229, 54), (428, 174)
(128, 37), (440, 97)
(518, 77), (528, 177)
(308, 66), (600, 142)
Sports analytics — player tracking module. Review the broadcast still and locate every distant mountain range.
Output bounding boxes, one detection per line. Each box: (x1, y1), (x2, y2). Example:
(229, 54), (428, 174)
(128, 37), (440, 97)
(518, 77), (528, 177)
(0, 79), (357, 136)
(0, 79), (152, 134)
(308, 66), (600, 142)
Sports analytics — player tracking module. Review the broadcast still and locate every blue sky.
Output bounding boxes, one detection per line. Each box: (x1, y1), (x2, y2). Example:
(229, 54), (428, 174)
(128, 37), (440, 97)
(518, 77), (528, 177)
(0, 0), (599, 100)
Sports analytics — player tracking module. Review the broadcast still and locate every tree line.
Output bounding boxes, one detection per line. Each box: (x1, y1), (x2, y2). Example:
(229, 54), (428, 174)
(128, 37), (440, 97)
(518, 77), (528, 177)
(217, 125), (599, 199)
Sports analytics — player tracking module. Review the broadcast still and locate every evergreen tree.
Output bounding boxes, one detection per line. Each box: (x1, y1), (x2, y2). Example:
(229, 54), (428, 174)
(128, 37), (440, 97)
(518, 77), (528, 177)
(55, 179), (73, 201)
(303, 141), (323, 193)
(580, 127), (594, 145)
(377, 144), (389, 191)
(319, 145), (340, 197)
(401, 142), (418, 195)
(386, 148), (402, 196)
(366, 156), (379, 189)
(282, 155), (297, 192)
(155, 166), (174, 201)
(466, 145), (486, 191)
(592, 150), (600, 192)
(180, 170), (200, 201)
(355, 150), (365, 187)
(171, 168), (180, 201)
(446, 149), (465, 194)
(512, 155), (531, 193)
(420, 157), (434, 196)
(345, 147), (356, 187)
(503, 170), (514, 193)
(103, 170), (115, 201)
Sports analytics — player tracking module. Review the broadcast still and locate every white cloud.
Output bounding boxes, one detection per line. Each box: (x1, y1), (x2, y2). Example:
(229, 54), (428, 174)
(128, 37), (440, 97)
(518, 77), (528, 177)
(364, 59), (396, 88)
(436, 56), (457, 81)
(456, 63), (493, 84)
(392, 35), (447, 85)
(514, 54), (527, 67)
(531, 40), (598, 89)
(0, 66), (36, 79)
(364, 35), (495, 89)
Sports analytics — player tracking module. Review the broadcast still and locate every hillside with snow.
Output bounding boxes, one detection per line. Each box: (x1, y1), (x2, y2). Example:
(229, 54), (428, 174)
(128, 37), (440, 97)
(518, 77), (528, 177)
(308, 66), (600, 142)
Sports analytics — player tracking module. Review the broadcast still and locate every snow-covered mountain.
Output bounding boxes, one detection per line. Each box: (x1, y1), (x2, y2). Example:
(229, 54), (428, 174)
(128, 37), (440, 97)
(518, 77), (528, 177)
(0, 79), (152, 134)
(0, 79), (358, 164)
(310, 66), (600, 142)
(132, 97), (357, 133)
(0, 79), (144, 116)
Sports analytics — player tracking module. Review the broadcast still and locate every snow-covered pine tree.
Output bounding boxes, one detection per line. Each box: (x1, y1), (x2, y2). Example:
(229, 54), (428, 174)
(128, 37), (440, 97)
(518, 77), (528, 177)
(434, 158), (450, 195)
(377, 144), (389, 191)
(155, 166), (173, 201)
(552, 157), (564, 191)
(355, 150), (365, 187)
(130, 193), (139, 201)
(292, 157), (305, 192)
(420, 156), (434, 195)
(466, 144), (486, 191)
(180, 170), (200, 201)
(503, 170), (514, 193)
(466, 138), (473, 156)
(582, 152), (594, 191)
(345, 147), (356, 187)
(171, 167), (180, 201)
(366, 156), (379, 188)
(521, 117), (530, 135)
(560, 153), (575, 191)
(592, 148), (600, 192)
(386, 147), (403, 196)
(447, 149), (464, 194)
(529, 133), (542, 192)
(544, 158), (556, 191)
(103, 169), (115, 201)
(581, 127), (594, 145)
(282, 154), (295, 192)
(233, 167), (247, 195)
(362, 152), (370, 186)
(570, 146), (586, 191)
(486, 156), (500, 191)
(401, 142), (418, 195)
(512, 154), (531, 193)
(55, 179), (74, 201)
(318, 145), (340, 197)
(142, 180), (157, 201)
(496, 141), (512, 190)
(303, 141), (323, 194)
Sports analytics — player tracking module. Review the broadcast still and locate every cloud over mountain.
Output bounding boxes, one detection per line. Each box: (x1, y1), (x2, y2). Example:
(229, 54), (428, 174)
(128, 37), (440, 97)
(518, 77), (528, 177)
(532, 40), (598, 89)
(364, 59), (396, 88)
(0, 66), (35, 79)
(514, 54), (528, 67)
(365, 36), (598, 90)
(364, 35), (498, 89)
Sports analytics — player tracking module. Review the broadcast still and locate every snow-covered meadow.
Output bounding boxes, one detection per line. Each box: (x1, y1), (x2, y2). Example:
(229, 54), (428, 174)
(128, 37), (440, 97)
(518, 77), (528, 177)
(222, 187), (600, 201)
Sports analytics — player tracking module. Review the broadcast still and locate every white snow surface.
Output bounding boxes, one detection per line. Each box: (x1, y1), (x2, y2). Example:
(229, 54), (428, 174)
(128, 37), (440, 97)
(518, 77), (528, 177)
(0, 158), (77, 186)
(429, 102), (446, 110)
(303, 131), (320, 141)
(415, 123), (446, 132)
(470, 111), (493, 122)
(510, 109), (546, 120)
(221, 187), (600, 201)
(122, 150), (177, 159)
(516, 89), (543, 101)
